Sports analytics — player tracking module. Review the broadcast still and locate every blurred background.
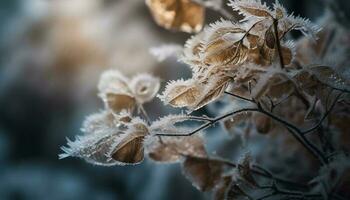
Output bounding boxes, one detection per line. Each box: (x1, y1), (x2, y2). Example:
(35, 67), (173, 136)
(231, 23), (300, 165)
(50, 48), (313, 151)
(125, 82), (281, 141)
(0, 0), (347, 200)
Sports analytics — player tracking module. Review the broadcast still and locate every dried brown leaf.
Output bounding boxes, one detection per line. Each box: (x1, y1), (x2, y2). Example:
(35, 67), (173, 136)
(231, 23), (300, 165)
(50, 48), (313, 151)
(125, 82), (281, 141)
(165, 82), (201, 108)
(193, 76), (231, 110)
(111, 123), (149, 164)
(204, 42), (249, 66)
(105, 93), (136, 113)
(265, 25), (275, 49)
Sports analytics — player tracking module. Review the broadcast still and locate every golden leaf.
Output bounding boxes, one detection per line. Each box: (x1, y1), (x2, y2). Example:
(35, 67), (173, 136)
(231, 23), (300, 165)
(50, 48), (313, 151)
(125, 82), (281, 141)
(182, 156), (224, 191)
(111, 123), (149, 164)
(147, 135), (206, 163)
(161, 80), (202, 108)
(146, 0), (205, 33)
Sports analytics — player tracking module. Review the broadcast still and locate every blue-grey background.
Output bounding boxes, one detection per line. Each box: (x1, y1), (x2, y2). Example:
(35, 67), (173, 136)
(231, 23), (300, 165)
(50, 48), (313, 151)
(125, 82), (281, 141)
(0, 0), (347, 200)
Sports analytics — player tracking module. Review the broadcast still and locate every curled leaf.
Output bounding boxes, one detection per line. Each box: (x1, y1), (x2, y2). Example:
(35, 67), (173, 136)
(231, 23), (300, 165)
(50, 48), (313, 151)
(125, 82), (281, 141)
(110, 123), (149, 164)
(130, 73), (160, 104)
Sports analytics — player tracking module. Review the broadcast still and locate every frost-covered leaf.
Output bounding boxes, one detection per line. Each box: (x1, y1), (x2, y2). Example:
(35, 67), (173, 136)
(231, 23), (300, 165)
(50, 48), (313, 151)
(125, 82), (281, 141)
(98, 70), (160, 111)
(110, 123), (149, 164)
(182, 156), (224, 191)
(159, 79), (202, 108)
(130, 73), (160, 104)
(59, 111), (125, 166)
(60, 111), (149, 166)
(192, 76), (231, 110)
(145, 135), (206, 163)
(203, 40), (249, 66)
(228, 0), (273, 18)
(98, 70), (136, 112)
(146, 0), (205, 33)
(281, 15), (321, 40)
(104, 93), (136, 113)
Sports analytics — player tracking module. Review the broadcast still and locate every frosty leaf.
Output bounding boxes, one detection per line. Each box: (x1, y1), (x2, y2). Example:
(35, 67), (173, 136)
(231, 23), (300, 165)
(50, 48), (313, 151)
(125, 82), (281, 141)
(110, 123), (149, 164)
(282, 15), (321, 40)
(98, 70), (136, 112)
(204, 19), (246, 43)
(150, 44), (183, 62)
(130, 73), (160, 104)
(150, 113), (208, 134)
(81, 110), (117, 135)
(192, 76), (231, 110)
(182, 156), (224, 191)
(146, 0), (205, 33)
(180, 32), (205, 69)
(59, 110), (124, 166)
(228, 0), (273, 18)
(60, 134), (119, 166)
(98, 70), (130, 95)
(159, 79), (201, 108)
(204, 41), (249, 66)
(273, 0), (287, 20)
(145, 135), (206, 163)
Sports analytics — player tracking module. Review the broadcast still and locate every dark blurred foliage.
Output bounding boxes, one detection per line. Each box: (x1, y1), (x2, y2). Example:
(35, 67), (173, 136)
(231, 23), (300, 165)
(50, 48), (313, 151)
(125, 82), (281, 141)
(0, 0), (349, 200)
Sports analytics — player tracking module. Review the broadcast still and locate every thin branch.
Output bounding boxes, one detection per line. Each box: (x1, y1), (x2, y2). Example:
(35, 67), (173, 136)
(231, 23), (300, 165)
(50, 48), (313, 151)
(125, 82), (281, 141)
(224, 91), (255, 103)
(302, 92), (343, 135)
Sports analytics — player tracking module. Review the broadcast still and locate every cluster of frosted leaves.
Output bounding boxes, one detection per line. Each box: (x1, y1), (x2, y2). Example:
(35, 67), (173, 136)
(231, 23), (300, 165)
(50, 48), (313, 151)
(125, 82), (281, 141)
(146, 0), (205, 33)
(59, 111), (150, 165)
(159, 0), (320, 111)
(98, 70), (160, 113)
